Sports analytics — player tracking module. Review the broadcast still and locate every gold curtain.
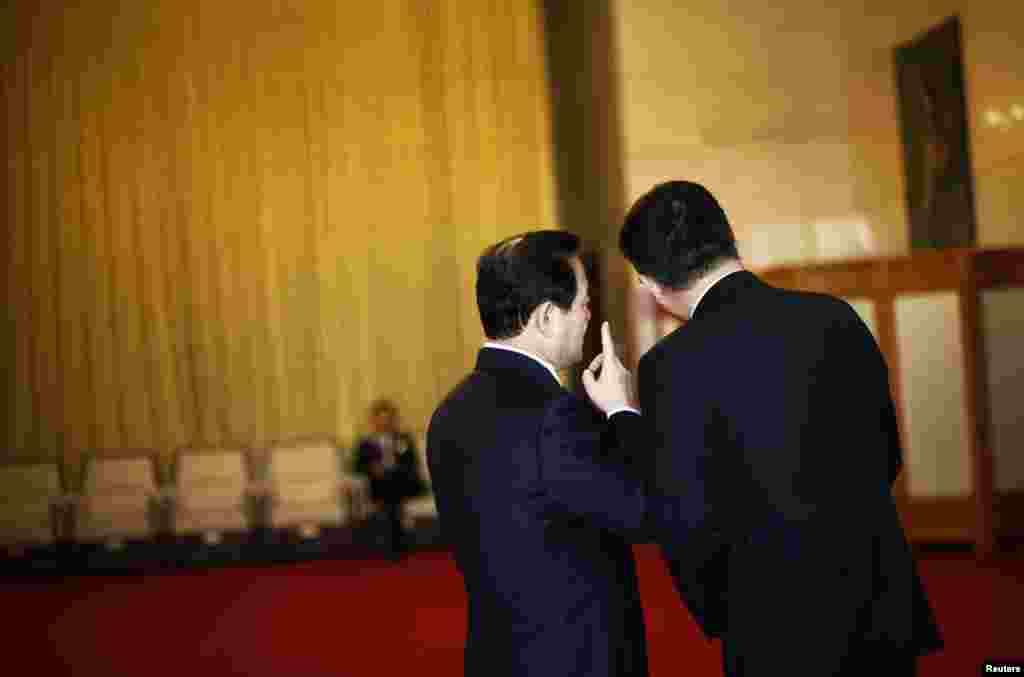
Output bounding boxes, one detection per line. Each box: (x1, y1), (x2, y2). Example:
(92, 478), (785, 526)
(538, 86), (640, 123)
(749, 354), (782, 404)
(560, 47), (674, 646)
(2, 0), (557, 468)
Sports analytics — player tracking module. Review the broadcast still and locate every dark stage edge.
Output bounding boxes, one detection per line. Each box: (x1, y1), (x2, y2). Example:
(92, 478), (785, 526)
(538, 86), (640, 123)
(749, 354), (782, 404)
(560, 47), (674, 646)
(4, 523), (1016, 581)
(0, 516), (446, 580)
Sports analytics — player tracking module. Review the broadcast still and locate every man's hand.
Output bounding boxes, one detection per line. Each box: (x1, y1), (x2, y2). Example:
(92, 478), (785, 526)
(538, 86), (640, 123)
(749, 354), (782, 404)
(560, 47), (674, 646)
(582, 321), (639, 415)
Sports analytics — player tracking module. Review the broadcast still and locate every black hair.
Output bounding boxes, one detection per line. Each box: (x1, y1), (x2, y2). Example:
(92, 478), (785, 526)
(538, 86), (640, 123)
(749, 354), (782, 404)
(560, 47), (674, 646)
(476, 230), (581, 340)
(619, 180), (739, 290)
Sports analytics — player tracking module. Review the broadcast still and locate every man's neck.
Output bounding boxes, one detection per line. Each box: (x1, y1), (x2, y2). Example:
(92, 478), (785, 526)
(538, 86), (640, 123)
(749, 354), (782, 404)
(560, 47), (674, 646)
(685, 259), (745, 319)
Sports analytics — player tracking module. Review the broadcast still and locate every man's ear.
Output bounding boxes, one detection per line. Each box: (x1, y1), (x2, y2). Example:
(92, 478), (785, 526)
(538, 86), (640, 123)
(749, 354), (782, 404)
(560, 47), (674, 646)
(638, 275), (664, 303)
(533, 301), (557, 338)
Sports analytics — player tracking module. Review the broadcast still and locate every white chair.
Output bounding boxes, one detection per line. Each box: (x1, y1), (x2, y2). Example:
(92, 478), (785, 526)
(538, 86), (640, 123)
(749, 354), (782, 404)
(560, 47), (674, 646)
(267, 437), (368, 538)
(0, 461), (63, 552)
(77, 455), (158, 548)
(174, 447), (250, 543)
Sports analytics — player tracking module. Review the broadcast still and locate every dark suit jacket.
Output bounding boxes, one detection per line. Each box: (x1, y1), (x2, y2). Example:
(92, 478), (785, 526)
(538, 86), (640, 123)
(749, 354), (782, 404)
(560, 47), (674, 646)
(638, 271), (943, 669)
(427, 347), (649, 677)
(353, 432), (427, 502)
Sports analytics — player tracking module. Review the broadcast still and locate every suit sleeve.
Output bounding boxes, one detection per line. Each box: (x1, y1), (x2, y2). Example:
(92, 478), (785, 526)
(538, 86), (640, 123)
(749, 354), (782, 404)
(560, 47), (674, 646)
(538, 394), (647, 535)
(398, 433), (427, 491)
(874, 346), (904, 488)
(851, 302), (904, 488)
(638, 351), (729, 637)
(638, 351), (716, 539)
(353, 439), (375, 475)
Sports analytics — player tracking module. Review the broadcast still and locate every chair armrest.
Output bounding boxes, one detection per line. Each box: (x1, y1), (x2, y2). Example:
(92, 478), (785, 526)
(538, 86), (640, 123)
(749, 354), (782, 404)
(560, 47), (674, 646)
(245, 480), (272, 497)
(338, 474), (369, 489)
(51, 492), (79, 507)
(155, 487), (177, 499)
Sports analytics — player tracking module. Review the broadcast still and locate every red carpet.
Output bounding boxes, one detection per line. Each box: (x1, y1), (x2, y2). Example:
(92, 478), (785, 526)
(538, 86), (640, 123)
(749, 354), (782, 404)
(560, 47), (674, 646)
(5, 544), (1020, 676)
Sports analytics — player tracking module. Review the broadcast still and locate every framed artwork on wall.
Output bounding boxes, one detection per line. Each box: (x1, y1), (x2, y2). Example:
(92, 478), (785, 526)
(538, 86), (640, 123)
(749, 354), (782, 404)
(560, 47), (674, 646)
(893, 15), (977, 250)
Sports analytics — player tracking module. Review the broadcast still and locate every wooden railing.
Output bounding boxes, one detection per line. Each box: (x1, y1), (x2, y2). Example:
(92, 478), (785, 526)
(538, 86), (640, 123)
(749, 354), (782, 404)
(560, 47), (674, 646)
(757, 247), (1024, 556)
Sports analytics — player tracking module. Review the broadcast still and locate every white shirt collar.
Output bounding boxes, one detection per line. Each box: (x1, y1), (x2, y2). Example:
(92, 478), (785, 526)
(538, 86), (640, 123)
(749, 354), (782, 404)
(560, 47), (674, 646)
(483, 342), (561, 386)
(690, 268), (745, 318)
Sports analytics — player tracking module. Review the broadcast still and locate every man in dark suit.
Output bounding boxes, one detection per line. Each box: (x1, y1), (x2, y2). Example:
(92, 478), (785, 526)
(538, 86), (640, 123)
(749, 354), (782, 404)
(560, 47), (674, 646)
(353, 398), (428, 558)
(617, 181), (943, 675)
(427, 230), (649, 677)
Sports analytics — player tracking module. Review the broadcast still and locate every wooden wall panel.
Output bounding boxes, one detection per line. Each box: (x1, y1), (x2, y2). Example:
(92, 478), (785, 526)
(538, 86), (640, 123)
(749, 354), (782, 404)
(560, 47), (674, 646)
(410, 1), (462, 437)
(2, 0), (558, 464)
(135, 52), (177, 456)
(112, 56), (159, 453)
(0, 60), (11, 453)
(757, 248), (1024, 552)
(28, 39), (63, 460)
(894, 293), (972, 498)
(6, 49), (35, 456)
(82, 62), (122, 455)
(982, 288), (1024, 493)
(53, 37), (93, 462)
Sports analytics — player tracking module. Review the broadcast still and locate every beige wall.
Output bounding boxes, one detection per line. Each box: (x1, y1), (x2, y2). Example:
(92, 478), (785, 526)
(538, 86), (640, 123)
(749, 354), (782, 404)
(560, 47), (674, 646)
(610, 0), (1024, 360)
(613, 1), (858, 268)
(1, 1), (557, 467)
(5, 0), (1019, 468)
(542, 1), (641, 371)
(612, 0), (1024, 267)
(843, 0), (1024, 254)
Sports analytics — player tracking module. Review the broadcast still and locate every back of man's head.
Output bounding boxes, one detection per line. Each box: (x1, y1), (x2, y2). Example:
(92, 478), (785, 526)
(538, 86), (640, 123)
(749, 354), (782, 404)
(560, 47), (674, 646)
(476, 230), (580, 340)
(619, 181), (739, 290)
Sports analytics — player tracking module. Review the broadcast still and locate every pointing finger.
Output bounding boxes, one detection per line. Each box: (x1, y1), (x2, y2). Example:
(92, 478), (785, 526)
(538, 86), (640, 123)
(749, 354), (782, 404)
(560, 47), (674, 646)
(601, 321), (614, 359)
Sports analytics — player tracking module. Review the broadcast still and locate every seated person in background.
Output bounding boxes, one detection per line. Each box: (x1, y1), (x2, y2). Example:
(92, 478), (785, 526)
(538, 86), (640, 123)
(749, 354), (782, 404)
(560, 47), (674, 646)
(352, 398), (427, 557)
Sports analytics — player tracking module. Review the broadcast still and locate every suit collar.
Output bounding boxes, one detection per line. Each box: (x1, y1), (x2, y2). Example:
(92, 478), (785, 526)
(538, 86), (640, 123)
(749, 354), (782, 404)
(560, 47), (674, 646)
(482, 342), (561, 385)
(476, 346), (564, 395)
(689, 270), (762, 323)
(690, 266), (746, 317)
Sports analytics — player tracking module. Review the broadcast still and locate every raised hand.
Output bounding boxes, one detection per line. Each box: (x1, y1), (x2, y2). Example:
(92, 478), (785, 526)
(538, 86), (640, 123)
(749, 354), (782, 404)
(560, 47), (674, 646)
(582, 321), (638, 415)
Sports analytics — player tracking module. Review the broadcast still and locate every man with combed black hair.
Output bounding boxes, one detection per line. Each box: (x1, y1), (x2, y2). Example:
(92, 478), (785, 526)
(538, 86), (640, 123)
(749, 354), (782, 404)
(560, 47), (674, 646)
(618, 180), (943, 675)
(427, 230), (650, 677)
